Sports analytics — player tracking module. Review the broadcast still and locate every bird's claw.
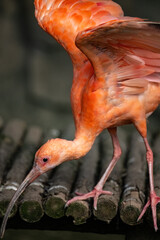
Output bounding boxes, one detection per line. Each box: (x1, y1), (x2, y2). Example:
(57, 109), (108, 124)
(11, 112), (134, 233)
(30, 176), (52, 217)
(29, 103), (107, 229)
(137, 191), (160, 231)
(65, 188), (113, 210)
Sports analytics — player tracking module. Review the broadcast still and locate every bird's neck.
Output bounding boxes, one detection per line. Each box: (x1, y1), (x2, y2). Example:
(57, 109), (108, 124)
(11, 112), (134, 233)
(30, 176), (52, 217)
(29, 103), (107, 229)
(62, 129), (97, 162)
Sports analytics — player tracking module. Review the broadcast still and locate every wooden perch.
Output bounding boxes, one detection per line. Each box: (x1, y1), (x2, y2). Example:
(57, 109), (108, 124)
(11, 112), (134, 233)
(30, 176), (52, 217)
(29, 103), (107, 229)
(147, 132), (160, 228)
(120, 131), (147, 226)
(19, 174), (46, 223)
(0, 126), (42, 218)
(0, 119), (26, 185)
(45, 160), (78, 219)
(1, 116), (160, 233)
(93, 128), (128, 223)
(65, 139), (99, 225)
(19, 128), (60, 223)
(44, 123), (79, 220)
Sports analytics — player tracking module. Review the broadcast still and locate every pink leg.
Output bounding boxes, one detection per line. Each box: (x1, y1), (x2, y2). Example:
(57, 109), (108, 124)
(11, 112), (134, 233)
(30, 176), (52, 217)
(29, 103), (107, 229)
(137, 137), (160, 231)
(66, 128), (122, 210)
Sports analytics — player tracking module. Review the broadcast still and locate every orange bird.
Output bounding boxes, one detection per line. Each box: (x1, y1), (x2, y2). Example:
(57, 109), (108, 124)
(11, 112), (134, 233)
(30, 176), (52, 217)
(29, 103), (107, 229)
(1, 0), (160, 236)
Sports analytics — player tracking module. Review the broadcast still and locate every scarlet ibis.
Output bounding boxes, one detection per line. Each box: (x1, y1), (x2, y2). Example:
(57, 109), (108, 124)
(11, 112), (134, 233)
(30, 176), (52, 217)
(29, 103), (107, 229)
(1, 0), (160, 237)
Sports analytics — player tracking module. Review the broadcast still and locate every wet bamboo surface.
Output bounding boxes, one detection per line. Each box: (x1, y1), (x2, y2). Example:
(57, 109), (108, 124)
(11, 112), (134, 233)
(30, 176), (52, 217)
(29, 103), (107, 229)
(0, 116), (160, 236)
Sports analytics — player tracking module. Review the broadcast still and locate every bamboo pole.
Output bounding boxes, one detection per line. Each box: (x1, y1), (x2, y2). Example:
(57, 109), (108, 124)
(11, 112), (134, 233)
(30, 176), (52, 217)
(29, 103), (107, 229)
(120, 131), (147, 226)
(94, 128), (128, 223)
(19, 128), (60, 223)
(0, 119), (26, 185)
(146, 132), (160, 228)
(44, 123), (80, 220)
(0, 126), (42, 218)
(65, 139), (99, 225)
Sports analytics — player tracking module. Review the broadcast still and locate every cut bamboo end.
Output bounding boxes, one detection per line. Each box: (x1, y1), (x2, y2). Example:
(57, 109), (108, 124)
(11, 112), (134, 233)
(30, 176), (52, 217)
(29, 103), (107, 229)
(94, 195), (118, 223)
(44, 193), (66, 219)
(66, 201), (90, 225)
(0, 200), (17, 218)
(19, 200), (44, 223)
(120, 191), (144, 225)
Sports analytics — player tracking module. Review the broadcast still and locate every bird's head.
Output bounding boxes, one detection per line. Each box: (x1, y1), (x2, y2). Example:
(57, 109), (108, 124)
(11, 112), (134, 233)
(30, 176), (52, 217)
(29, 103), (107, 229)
(34, 138), (71, 173)
(0, 138), (72, 238)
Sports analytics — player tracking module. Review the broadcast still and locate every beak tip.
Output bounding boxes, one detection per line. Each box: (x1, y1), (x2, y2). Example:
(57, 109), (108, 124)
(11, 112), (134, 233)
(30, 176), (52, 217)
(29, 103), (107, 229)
(0, 224), (5, 239)
(0, 166), (41, 238)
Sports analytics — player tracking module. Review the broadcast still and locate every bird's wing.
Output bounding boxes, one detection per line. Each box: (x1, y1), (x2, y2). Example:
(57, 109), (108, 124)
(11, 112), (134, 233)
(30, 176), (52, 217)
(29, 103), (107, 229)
(75, 19), (160, 96)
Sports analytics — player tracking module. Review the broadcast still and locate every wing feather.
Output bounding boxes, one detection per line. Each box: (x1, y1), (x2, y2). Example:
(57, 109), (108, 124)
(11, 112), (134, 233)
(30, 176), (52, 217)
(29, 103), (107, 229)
(75, 19), (160, 96)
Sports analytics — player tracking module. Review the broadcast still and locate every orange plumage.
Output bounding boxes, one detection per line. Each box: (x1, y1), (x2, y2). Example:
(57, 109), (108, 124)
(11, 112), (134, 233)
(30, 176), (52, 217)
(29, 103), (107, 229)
(1, 0), (160, 237)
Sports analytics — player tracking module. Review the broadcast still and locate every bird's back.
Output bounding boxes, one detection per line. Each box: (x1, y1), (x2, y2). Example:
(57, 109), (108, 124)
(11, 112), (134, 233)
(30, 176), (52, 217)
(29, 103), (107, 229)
(34, 0), (123, 59)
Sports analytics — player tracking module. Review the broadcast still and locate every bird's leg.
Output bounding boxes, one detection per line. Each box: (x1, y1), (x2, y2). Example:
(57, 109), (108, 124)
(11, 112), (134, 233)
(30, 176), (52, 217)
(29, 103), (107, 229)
(137, 137), (160, 231)
(66, 127), (122, 210)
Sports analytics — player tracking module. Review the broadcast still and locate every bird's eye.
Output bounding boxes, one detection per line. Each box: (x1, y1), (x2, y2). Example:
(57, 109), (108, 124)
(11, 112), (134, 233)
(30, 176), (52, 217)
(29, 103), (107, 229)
(43, 158), (48, 163)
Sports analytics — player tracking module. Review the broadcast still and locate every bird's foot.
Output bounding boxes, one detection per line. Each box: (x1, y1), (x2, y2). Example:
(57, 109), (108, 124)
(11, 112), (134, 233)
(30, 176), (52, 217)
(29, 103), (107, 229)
(137, 191), (160, 231)
(65, 187), (113, 210)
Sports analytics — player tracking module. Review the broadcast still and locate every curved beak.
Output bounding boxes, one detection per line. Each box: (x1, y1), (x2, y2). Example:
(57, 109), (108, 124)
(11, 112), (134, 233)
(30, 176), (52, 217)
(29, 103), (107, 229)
(0, 165), (41, 239)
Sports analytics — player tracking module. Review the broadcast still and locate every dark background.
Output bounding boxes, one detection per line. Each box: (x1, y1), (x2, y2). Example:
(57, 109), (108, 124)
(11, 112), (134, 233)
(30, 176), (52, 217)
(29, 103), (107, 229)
(0, 0), (160, 239)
